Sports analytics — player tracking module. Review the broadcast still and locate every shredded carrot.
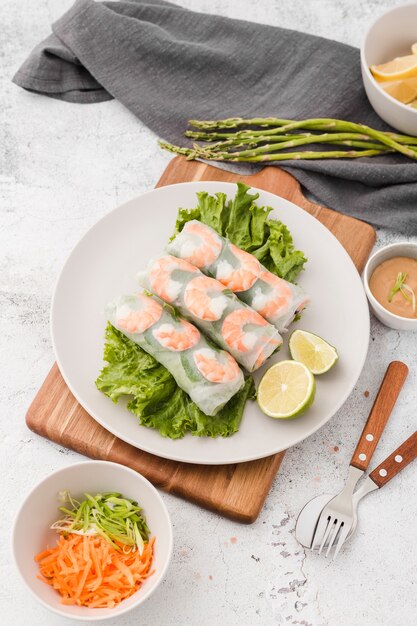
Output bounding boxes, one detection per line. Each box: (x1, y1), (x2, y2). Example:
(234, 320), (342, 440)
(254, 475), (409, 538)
(35, 534), (155, 608)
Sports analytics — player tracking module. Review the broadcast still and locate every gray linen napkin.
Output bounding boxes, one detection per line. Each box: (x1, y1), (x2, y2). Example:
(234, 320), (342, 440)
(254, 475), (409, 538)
(13, 0), (417, 233)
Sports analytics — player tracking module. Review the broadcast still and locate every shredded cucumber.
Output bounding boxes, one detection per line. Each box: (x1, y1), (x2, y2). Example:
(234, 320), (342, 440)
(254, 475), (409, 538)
(51, 491), (150, 554)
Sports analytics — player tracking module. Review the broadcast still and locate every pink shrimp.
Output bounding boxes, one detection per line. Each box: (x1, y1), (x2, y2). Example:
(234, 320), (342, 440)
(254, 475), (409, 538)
(183, 276), (228, 321)
(148, 255), (198, 303)
(152, 319), (200, 351)
(176, 221), (222, 268)
(222, 309), (270, 352)
(216, 244), (261, 292)
(193, 348), (241, 384)
(253, 271), (293, 319)
(115, 294), (163, 334)
(222, 309), (281, 366)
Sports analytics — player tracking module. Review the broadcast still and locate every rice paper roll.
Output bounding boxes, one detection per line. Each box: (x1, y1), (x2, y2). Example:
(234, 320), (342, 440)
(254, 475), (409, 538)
(138, 255), (282, 372)
(107, 292), (244, 416)
(166, 220), (309, 333)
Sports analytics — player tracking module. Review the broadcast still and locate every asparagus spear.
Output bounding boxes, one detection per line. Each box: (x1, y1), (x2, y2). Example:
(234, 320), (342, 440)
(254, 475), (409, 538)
(159, 117), (417, 162)
(186, 131), (389, 152)
(188, 117), (417, 145)
(190, 118), (416, 158)
(159, 141), (390, 162)
(203, 133), (392, 157)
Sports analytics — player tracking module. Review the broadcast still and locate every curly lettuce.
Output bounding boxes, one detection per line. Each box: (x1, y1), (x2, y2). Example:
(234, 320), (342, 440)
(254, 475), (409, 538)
(96, 323), (255, 439)
(172, 182), (307, 283)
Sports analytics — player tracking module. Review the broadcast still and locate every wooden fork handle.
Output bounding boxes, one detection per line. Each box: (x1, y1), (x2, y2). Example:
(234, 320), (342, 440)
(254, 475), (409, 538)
(350, 361), (408, 471)
(370, 431), (417, 488)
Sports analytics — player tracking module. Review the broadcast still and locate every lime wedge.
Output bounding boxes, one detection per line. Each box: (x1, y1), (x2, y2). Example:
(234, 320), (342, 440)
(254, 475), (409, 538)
(289, 329), (338, 375)
(257, 360), (315, 419)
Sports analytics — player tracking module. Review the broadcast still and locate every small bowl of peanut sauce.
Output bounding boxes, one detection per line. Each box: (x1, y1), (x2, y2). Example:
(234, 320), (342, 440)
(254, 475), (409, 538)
(364, 242), (417, 330)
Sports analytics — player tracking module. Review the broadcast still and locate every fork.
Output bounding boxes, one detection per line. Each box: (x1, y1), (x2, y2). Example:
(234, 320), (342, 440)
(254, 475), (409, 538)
(310, 361), (408, 559)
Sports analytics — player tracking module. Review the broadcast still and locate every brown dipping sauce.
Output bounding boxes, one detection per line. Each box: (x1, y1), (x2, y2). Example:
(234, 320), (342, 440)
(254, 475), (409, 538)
(369, 256), (417, 319)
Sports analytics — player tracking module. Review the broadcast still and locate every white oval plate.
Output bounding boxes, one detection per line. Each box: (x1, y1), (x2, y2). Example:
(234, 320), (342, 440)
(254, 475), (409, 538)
(52, 182), (369, 465)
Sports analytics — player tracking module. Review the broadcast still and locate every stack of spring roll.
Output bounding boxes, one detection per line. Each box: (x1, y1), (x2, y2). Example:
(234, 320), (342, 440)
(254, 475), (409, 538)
(108, 220), (309, 417)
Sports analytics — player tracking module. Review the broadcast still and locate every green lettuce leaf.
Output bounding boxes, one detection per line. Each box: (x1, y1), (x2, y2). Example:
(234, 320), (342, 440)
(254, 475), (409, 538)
(96, 323), (255, 439)
(173, 182), (307, 283)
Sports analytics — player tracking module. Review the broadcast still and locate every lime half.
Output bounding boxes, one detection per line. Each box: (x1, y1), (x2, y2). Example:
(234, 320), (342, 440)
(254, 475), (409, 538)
(257, 360), (315, 419)
(289, 329), (338, 375)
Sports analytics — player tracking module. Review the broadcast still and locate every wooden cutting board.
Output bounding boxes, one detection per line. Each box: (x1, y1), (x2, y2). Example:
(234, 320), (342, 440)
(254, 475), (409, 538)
(26, 157), (376, 523)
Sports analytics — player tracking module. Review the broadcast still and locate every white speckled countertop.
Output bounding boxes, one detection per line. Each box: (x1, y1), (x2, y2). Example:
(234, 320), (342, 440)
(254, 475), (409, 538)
(2, 1), (417, 624)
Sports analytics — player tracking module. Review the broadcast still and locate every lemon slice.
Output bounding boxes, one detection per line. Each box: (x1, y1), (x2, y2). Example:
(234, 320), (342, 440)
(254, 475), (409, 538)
(257, 360), (315, 419)
(382, 77), (417, 104)
(412, 42), (417, 55)
(371, 54), (417, 82)
(289, 330), (338, 375)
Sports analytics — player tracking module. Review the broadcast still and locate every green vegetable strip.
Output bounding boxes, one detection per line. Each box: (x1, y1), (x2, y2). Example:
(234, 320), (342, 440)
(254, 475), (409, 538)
(388, 271), (416, 314)
(52, 491), (150, 553)
(388, 272), (408, 302)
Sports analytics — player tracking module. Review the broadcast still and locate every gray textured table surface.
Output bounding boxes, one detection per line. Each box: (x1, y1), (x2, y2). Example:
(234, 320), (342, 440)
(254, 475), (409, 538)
(2, 1), (417, 625)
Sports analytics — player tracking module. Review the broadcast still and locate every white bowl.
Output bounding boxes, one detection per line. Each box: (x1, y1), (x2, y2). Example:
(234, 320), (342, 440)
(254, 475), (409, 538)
(361, 3), (417, 136)
(12, 461), (173, 621)
(363, 242), (417, 330)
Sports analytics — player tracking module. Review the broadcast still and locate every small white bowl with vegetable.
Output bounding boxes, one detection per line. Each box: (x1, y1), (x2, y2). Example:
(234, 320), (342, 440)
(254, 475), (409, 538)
(363, 242), (417, 330)
(12, 461), (173, 622)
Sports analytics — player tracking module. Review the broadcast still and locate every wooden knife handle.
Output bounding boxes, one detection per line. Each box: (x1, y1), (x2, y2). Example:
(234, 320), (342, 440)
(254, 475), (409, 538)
(370, 431), (417, 488)
(350, 361), (408, 471)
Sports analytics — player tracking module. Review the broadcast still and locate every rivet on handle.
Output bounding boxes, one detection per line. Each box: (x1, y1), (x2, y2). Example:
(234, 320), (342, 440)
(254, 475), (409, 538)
(350, 361), (408, 472)
(370, 429), (417, 488)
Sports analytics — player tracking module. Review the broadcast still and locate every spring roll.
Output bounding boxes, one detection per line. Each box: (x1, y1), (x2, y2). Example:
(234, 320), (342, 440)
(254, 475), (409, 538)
(166, 220), (309, 333)
(138, 255), (282, 372)
(107, 292), (244, 416)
